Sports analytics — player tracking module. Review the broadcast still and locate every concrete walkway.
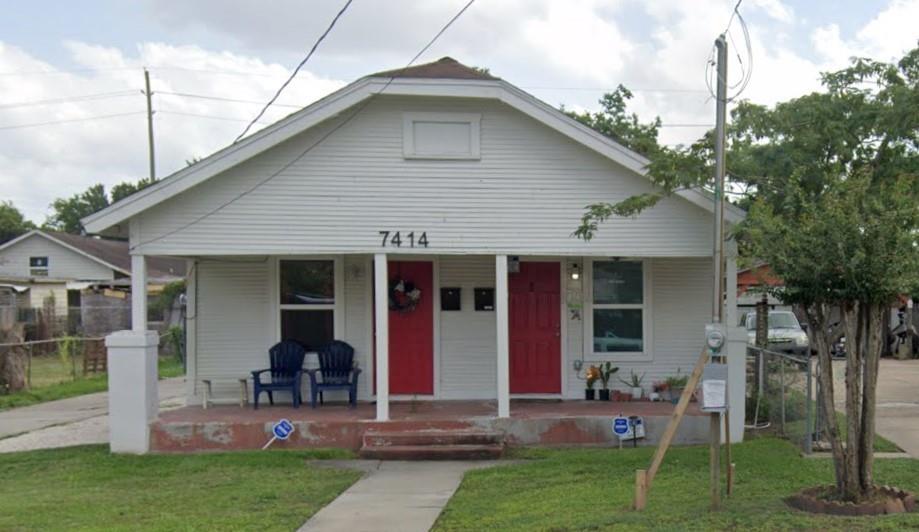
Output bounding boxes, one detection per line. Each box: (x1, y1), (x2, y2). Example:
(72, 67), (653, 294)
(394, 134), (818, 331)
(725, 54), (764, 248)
(300, 460), (497, 532)
(0, 377), (184, 452)
(833, 359), (919, 457)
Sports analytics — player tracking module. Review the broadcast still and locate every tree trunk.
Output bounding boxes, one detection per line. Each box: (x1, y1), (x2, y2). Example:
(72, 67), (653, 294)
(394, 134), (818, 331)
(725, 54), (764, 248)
(841, 301), (863, 501)
(0, 325), (28, 393)
(858, 302), (883, 495)
(805, 303), (846, 492)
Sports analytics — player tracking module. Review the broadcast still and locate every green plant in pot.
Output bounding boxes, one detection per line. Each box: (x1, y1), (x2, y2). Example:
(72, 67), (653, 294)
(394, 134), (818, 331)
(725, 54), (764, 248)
(665, 370), (690, 405)
(619, 370), (645, 400)
(584, 365), (600, 400)
(597, 362), (619, 401)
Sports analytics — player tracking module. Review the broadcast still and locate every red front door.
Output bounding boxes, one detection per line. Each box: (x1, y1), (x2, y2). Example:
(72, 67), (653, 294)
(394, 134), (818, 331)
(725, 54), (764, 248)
(387, 261), (434, 395)
(509, 261), (561, 393)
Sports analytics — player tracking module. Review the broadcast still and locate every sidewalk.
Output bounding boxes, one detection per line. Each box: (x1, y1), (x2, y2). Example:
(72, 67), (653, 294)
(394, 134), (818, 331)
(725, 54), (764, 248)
(299, 461), (498, 532)
(0, 377), (184, 452)
(833, 359), (919, 458)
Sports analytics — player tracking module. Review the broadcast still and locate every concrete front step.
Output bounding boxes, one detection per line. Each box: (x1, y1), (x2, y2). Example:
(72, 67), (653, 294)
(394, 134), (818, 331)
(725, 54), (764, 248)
(362, 430), (504, 448)
(359, 443), (504, 461)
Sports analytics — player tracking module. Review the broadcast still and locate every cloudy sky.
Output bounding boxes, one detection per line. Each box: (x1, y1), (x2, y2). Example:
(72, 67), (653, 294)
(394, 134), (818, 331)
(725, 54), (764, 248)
(2, 0), (918, 223)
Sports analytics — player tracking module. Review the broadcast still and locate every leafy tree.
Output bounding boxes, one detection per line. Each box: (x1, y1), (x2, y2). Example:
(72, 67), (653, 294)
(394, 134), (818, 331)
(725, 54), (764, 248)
(44, 184), (109, 234)
(575, 48), (919, 502)
(0, 201), (35, 244)
(44, 178), (156, 234)
(111, 177), (155, 203)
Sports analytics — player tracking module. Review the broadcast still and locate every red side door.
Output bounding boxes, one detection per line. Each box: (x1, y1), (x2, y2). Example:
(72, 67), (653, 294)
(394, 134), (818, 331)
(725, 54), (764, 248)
(386, 260), (434, 395)
(509, 261), (561, 393)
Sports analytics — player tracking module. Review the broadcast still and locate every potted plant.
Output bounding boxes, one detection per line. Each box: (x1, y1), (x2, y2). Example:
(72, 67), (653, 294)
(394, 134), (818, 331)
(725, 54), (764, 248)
(619, 371), (645, 400)
(597, 362), (619, 401)
(584, 365), (600, 400)
(651, 380), (668, 402)
(665, 371), (690, 405)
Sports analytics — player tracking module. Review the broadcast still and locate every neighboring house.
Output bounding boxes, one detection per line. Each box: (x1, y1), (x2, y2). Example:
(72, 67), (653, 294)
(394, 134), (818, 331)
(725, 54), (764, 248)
(0, 229), (185, 333)
(736, 263), (790, 317)
(84, 58), (747, 439)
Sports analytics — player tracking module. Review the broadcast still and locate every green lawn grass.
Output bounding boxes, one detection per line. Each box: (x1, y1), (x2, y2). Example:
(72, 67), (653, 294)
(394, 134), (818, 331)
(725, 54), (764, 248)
(435, 438), (919, 531)
(0, 357), (185, 411)
(0, 445), (359, 531)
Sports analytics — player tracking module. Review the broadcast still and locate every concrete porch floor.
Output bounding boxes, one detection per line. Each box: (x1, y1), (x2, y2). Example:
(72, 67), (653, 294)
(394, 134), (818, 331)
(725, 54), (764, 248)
(152, 399), (708, 452)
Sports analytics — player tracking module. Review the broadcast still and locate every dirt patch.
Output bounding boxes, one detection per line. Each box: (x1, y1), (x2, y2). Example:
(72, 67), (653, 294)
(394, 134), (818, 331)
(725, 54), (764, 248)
(786, 485), (916, 516)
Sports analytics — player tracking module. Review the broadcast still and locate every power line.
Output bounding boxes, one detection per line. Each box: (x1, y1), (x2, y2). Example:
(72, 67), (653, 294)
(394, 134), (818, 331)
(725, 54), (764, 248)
(158, 110), (271, 125)
(132, 0), (476, 250)
(0, 66), (139, 76)
(0, 90), (138, 110)
(234, 0), (354, 143)
(0, 111), (145, 131)
(157, 90), (303, 109)
(521, 86), (708, 94)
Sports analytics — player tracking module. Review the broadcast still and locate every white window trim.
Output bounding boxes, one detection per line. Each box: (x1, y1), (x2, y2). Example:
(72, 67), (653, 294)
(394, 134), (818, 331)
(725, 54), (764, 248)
(402, 112), (481, 160)
(270, 256), (345, 354)
(29, 256), (49, 276)
(583, 258), (653, 362)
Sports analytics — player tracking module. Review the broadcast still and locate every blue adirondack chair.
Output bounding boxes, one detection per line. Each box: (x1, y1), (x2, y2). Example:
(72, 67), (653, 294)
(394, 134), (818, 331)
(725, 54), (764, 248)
(305, 340), (361, 408)
(251, 341), (306, 409)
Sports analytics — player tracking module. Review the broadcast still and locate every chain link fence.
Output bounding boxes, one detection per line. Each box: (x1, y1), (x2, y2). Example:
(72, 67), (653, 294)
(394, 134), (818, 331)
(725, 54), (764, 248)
(746, 346), (817, 454)
(0, 337), (107, 394)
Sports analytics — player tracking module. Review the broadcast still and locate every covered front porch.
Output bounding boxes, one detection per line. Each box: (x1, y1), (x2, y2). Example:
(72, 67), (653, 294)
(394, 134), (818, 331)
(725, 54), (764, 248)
(151, 399), (709, 452)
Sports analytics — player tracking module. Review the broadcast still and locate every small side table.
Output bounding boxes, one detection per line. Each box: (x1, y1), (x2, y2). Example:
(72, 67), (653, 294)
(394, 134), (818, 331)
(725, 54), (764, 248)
(201, 378), (249, 409)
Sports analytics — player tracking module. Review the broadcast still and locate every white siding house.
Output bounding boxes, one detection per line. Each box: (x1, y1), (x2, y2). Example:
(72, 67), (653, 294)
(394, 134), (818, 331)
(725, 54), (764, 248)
(84, 58), (747, 447)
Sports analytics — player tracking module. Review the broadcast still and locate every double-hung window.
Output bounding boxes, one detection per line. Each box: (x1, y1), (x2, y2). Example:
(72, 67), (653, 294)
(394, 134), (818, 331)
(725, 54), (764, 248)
(279, 260), (335, 352)
(590, 260), (647, 356)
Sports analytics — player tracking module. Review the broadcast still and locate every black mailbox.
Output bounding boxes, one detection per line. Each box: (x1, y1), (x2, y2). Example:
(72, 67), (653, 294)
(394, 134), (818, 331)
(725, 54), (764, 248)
(474, 288), (495, 311)
(441, 287), (461, 311)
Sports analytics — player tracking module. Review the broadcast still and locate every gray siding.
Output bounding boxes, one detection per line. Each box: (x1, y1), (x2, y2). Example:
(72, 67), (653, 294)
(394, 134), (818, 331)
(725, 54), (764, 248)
(193, 259), (270, 398)
(134, 96), (713, 257)
(0, 234), (114, 280)
(563, 257), (713, 397)
(439, 256), (497, 399)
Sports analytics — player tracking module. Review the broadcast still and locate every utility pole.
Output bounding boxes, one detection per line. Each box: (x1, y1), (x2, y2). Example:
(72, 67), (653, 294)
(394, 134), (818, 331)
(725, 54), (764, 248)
(143, 68), (156, 181)
(709, 34), (729, 511)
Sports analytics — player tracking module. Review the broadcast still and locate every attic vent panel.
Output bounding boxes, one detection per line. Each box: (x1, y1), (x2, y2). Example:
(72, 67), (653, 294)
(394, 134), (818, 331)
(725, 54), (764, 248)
(403, 112), (480, 160)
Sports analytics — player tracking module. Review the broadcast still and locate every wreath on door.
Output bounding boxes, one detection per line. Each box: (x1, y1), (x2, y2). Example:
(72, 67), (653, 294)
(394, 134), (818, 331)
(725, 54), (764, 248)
(389, 278), (422, 313)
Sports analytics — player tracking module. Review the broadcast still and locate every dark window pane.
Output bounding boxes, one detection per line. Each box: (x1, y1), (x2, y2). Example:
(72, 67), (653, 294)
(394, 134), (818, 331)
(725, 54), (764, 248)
(593, 261), (642, 304)
(593, 309), (643, 352)
(280, 260), (334, 305)
(281, 310), (334, 352)
(29, 256), (49, 268)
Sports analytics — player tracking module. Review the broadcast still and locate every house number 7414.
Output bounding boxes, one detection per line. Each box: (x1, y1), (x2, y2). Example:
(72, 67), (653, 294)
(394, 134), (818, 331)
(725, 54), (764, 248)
(379, 231), (429, 248)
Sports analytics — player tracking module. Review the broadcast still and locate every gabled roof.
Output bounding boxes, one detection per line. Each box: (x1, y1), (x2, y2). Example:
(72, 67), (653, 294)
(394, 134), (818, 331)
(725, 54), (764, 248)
(0, 230), (185, 279)
(83, 58), (744, 234)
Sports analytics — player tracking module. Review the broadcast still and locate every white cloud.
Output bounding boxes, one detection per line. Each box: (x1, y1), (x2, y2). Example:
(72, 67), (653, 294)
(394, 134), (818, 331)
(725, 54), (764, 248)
(0, 41), (343, 222)
(4, 0), (919, 223)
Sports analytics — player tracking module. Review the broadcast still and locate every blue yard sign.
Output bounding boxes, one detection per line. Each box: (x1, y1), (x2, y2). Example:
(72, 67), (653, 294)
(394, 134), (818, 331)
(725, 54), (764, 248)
(273, 419), (294, 440)
(263, 419), (295, 449)
(612, 416), (630, 436)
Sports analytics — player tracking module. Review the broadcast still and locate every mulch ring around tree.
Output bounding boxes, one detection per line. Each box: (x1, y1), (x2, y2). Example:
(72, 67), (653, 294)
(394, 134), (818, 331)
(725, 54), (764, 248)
(786, 485), (917, 516)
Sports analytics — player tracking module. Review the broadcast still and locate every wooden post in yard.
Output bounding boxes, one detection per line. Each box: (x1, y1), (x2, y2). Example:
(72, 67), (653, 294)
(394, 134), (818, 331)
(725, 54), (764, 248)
(710, 413), (721, 509)
(634, 470), (648, 510)
(725, 405), (734, 496)
(634, 346), (709, 510)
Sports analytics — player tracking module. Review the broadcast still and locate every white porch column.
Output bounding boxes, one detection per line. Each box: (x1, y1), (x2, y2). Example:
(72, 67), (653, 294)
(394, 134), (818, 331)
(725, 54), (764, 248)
(106, 330), (158, 453)
(106, 240), (158, 453)
(374, 253), (390, 421)
(131, 254), (147, 331)
(495, 255), (510, 418)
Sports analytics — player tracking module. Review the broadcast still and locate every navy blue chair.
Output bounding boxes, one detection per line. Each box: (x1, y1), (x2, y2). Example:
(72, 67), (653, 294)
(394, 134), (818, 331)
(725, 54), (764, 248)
(251, 341), (306, 409)
(305, 340), (361, 408)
